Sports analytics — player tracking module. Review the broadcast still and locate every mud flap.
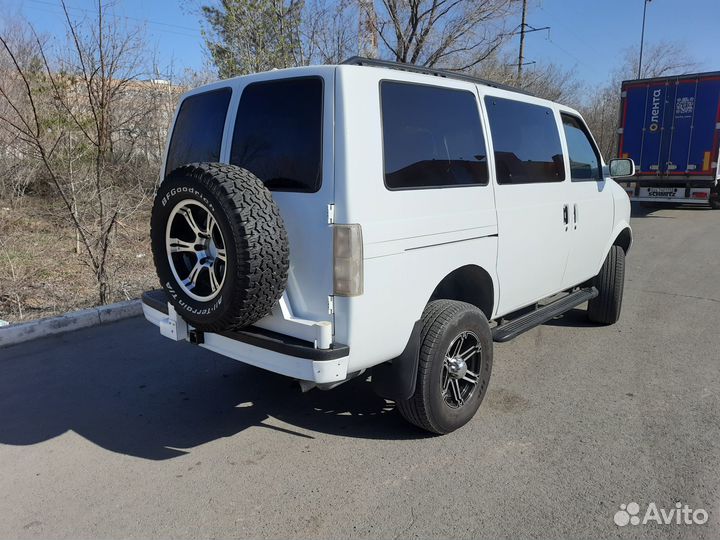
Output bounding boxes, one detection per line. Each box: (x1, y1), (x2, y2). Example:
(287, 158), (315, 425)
(371, 319), (422, 401)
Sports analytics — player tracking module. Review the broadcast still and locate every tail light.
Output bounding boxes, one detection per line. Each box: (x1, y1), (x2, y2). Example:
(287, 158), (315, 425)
(333, 224), (363, 296)
(691, 191), (708, 199)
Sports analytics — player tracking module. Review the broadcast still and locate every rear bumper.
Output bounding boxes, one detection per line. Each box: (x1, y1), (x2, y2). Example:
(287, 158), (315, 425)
(142, 290), (350, 383)
(622, 182), (715, 205)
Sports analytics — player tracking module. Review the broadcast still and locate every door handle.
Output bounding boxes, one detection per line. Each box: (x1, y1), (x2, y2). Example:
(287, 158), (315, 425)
(563, 204), (569, 226)
(573, 203), (578, 229)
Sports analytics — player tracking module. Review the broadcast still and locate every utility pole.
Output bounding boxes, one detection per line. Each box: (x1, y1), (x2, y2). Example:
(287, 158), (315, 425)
(638, 0), (652, 79)
(511, 1), (548, 79)
(518, 0), (528, 79)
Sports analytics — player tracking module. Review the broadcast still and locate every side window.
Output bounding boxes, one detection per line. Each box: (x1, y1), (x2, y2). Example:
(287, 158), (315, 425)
(165, 88), (231, 176)
(561, 114), (602, 180)
(381, 81), (488, 189)
(485, 97), (565, 184)
(230, 77), (323, 193)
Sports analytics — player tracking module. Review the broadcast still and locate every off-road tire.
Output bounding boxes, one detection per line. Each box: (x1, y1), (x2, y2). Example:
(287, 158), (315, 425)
(396, 300), (493, 434)
(151, 163), (289, 331)
(587, 245), (625, 325)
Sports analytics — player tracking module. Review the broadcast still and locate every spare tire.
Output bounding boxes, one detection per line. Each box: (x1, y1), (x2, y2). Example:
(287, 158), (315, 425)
(150, 163), (289, 331)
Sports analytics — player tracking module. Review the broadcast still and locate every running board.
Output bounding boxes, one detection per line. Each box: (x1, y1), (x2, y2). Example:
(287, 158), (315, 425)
(492, 287), (598, 343)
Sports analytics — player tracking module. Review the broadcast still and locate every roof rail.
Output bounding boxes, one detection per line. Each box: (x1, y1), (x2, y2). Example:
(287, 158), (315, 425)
(341, 56), (535, 97)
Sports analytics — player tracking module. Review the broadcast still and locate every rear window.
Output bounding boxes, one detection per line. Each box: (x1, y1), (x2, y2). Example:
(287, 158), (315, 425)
(380, 81), (489, 190)
(165, 88), (231, 176)
(230, 77), (323, 193)
(485, 97), (565, 184)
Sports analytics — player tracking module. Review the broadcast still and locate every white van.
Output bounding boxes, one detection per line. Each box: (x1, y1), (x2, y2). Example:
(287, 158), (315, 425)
(142, 57), (634, 434)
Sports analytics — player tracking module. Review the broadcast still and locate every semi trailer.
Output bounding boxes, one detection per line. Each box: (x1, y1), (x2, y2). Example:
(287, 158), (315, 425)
(617, 71), (720, 208)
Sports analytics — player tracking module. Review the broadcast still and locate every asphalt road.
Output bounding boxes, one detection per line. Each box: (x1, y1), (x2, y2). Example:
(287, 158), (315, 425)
(1, 204), (719, 539)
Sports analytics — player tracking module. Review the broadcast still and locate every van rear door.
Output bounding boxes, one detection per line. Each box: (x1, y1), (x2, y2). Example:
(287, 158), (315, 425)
(224, 69), (335, 324)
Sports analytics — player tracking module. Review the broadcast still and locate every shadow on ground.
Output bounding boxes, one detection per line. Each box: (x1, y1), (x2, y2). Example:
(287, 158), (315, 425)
(631, 201), (712, 218)
(1, 304), (599, 460)
(0, 318), (428, 460)
(543, 308), (596, 328)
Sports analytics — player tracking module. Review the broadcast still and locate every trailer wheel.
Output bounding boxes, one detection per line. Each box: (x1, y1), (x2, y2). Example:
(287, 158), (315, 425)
(710, 186), (720, 210)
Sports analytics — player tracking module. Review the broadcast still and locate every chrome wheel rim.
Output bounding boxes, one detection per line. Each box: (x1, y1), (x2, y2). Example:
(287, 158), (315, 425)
(441, 331), (482, 409)
(165, 199), (227, 302)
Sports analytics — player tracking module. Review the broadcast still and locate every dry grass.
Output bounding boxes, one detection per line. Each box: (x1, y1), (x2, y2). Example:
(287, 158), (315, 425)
(0, 196), (158, 323)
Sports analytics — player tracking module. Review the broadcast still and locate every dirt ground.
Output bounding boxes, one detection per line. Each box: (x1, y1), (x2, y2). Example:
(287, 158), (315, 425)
(0, 197), (157, 324)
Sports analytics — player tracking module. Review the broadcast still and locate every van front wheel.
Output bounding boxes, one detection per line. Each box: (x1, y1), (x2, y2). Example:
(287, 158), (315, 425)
(396, 300), (493, 434)
(587, 245), (625, 325)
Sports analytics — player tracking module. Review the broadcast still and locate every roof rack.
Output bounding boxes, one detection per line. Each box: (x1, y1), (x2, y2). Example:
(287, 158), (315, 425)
(341, 56), (535, 97)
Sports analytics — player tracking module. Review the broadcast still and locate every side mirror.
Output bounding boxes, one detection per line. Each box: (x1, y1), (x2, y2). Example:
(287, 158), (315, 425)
(609, 158), (635, 179)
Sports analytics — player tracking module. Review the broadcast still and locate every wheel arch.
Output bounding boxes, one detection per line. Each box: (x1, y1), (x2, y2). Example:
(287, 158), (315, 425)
(594, 223), (632, 279)
(373, 264), (495, 402)
(427, 264), (495, 321)
(613, 226), (633, 254)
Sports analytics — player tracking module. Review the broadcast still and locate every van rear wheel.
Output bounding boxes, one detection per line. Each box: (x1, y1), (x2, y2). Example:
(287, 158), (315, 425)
(396, 300), (493, 434)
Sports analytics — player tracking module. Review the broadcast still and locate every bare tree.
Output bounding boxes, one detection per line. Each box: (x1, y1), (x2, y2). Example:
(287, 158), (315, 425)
(0, 23), (44, 205)
(579, 84), (619, 160)
(620, 40), (699, 81)
(299, 0), (357, 64)
(0, 1), (151, 304)
(469, 51), (582, 103)
(363, 0), (514, 69)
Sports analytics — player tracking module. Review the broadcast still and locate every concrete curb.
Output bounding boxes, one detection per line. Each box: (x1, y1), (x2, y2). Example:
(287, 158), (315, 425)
(0, 299), (142, 348)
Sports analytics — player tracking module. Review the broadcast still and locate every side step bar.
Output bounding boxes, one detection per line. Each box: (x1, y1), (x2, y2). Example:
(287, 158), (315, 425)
(492, 287), (598, 343)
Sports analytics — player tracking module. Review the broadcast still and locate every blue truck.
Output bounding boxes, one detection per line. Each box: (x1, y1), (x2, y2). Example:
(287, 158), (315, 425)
(618, 71), (720, 208)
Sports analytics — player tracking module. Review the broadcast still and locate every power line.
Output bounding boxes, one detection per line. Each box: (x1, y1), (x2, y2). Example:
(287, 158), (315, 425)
(22, 0), (203, 38)
(545, 35), (596, 72)
(535, 3), (606, 62)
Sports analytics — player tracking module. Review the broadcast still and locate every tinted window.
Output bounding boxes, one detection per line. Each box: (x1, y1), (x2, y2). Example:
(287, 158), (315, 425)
(485, 97), (565, 184)
(381, 81), (488, 189)
(562, 114), (601, 180)
(165, 88), (231, 175)
(230, 77), (323, 192)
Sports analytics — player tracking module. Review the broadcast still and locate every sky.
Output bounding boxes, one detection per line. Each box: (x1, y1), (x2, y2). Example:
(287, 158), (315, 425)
(3, 0), (719, 87)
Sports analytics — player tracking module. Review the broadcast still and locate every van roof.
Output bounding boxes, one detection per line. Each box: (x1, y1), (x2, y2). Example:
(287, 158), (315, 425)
(342, 56), (536, 97)
(188, 58), (535, 100)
